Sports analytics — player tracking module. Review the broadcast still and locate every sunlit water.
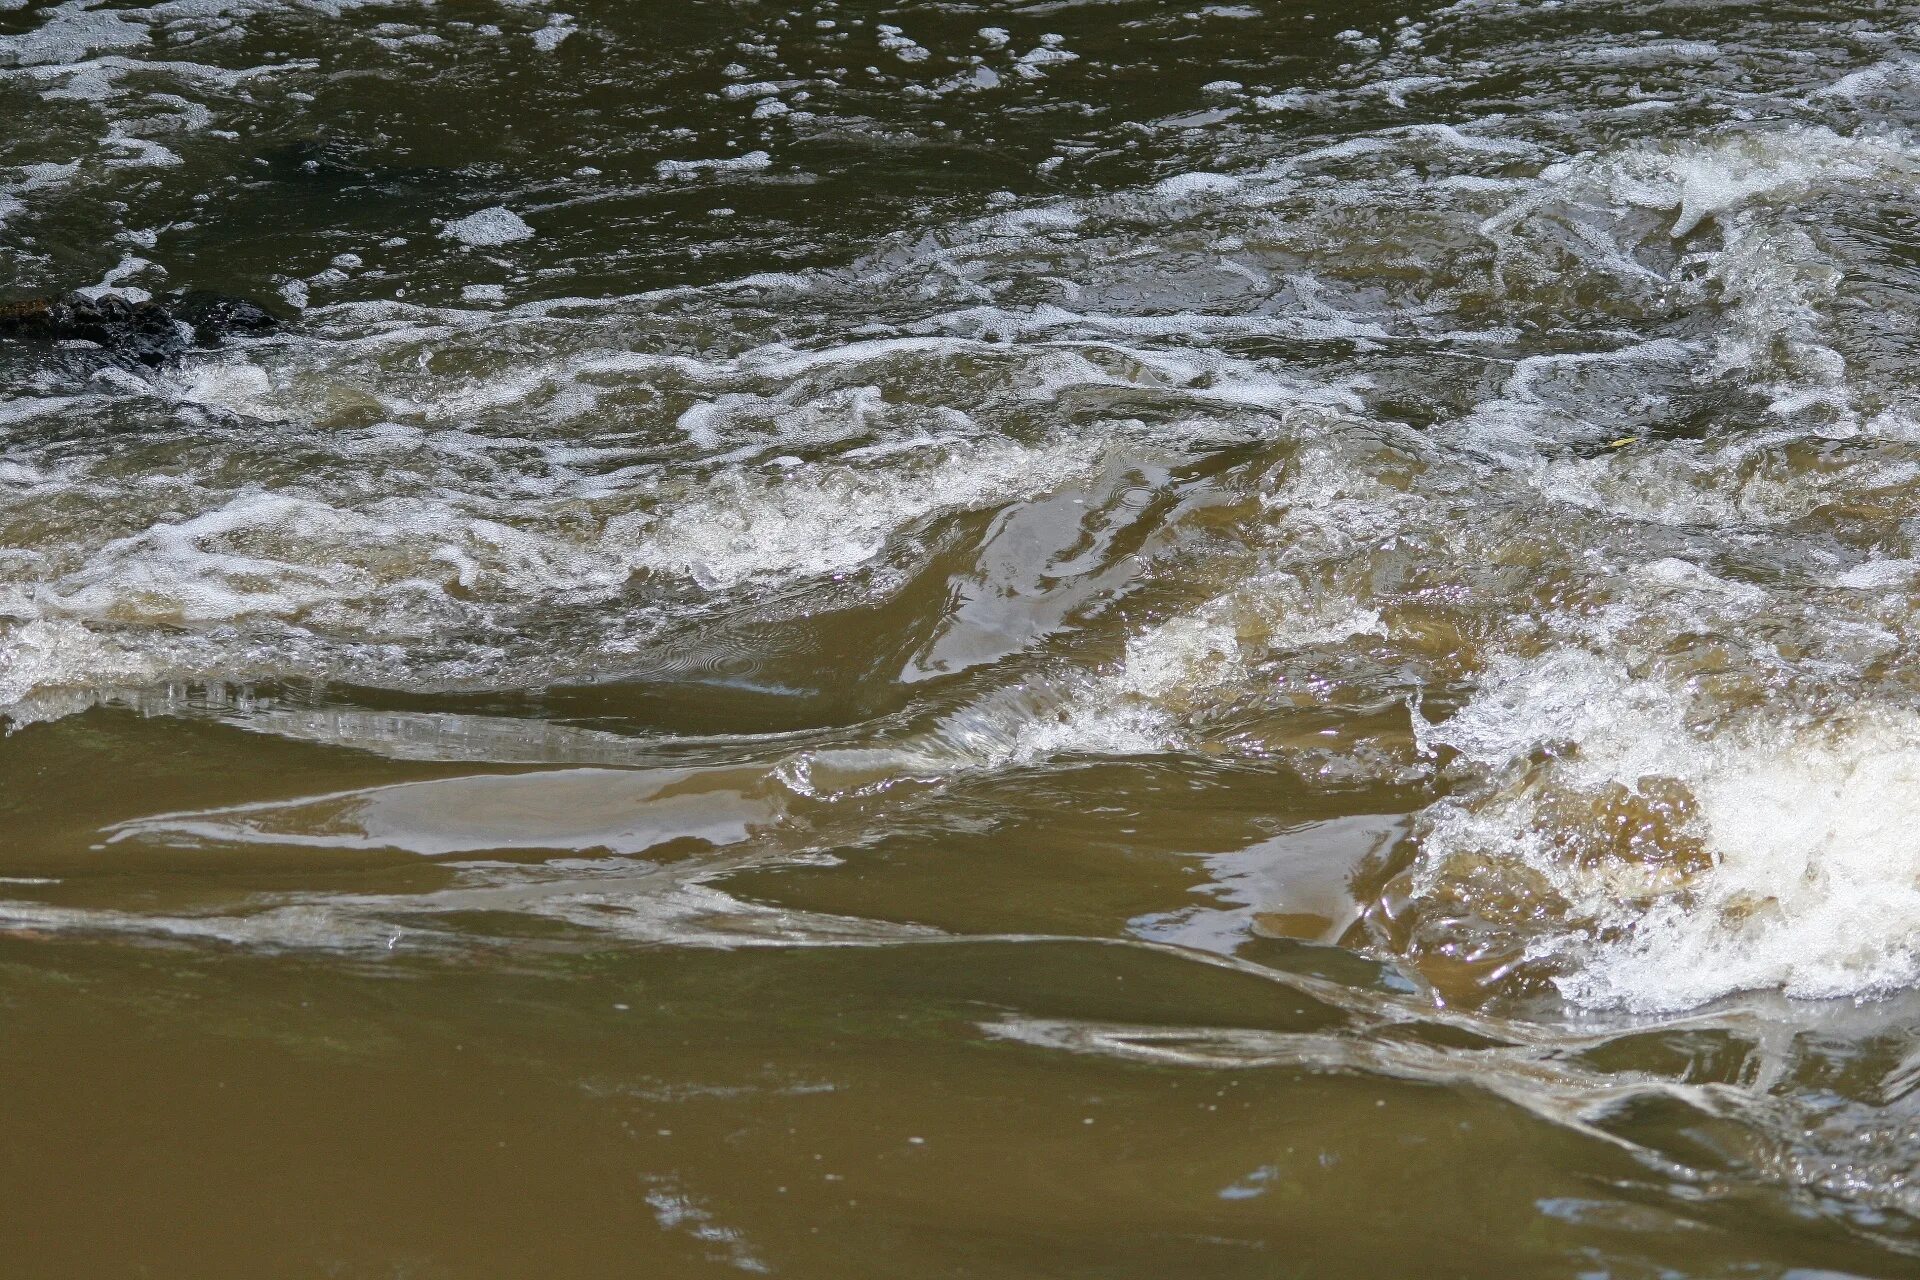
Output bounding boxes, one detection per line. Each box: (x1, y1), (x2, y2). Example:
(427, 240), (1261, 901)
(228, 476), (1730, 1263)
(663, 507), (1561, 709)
(8, 0), (1920, 1274)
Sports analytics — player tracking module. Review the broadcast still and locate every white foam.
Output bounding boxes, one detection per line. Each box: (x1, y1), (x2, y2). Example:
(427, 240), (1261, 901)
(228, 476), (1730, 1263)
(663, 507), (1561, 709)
(0, 618), (167, 725)
(1577, 39), (1720, 65)
(1493, 124), (1917, 242)
(530, 13), (574, 51)
(0, 1), (148, 66)
(35, 491), (632, 634)
(888, 576), (1384, 776)
(1418, 652), (1920, 1010)
(610, 435), (1109, 590)
(442, 206), (535, 246)
(1834, 559), (1920, 589)
(1154, 171), (1244, 199)
(654, 152), (772, 180)
(1703, 220), (1854, 421)
(875, 24), (929, 63)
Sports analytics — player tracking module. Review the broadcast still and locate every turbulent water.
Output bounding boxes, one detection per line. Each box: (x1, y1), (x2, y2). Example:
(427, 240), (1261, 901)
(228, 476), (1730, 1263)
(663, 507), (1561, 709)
(12, 0), (1920, 1274)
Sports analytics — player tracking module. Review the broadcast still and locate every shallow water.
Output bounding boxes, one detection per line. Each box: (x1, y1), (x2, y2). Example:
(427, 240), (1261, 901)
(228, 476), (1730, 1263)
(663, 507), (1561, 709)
(8, 0), (1920, 1273)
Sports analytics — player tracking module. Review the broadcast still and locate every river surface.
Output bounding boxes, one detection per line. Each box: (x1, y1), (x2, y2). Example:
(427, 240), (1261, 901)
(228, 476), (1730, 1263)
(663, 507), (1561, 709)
(8, 0), (1920, 1274)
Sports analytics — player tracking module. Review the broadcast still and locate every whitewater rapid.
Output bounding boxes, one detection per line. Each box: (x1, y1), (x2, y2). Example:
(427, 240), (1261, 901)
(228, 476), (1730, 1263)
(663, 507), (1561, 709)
(10, 0), (1920, 1018)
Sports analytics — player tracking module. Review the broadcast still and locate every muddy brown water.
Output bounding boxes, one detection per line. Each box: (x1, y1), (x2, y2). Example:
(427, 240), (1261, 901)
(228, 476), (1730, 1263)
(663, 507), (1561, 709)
(8, 0), (1920, 1274)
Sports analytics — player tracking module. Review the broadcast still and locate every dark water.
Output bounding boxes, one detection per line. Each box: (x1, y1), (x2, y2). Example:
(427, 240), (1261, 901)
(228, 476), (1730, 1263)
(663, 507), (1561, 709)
(9, 0), (1920, 1274)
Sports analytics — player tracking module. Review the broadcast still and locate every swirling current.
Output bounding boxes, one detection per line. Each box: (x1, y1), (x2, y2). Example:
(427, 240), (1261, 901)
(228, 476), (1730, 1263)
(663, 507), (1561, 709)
(8, 0), (1920, 1274)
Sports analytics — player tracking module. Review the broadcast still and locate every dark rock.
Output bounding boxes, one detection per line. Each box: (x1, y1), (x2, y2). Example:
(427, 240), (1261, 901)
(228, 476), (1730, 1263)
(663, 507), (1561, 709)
(0, 289), (281, 367)
(166, 291), (282, 345)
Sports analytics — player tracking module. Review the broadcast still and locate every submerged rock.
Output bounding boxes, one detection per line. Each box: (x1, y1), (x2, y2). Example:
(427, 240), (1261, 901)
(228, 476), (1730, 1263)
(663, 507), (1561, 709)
(0, 289), (280, 366)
